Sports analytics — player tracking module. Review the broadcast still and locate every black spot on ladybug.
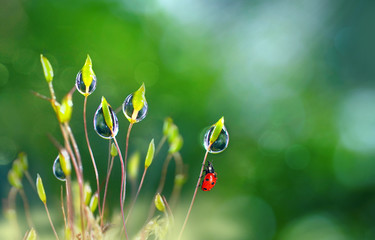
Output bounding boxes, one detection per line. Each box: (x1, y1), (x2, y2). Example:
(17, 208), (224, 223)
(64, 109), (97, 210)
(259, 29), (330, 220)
(205, 178), (209, 181)
(203, 188), (207, 191)
(211, 182), (215, 185)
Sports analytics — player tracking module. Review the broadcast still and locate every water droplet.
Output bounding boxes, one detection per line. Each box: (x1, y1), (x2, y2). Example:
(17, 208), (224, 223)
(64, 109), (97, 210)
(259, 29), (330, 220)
(122, 93), (148, 123)
(94, 103), (119, 139)
(75, 70), (97, 96)
(203, 125), (229, 153)
(53, 156), (66, 181)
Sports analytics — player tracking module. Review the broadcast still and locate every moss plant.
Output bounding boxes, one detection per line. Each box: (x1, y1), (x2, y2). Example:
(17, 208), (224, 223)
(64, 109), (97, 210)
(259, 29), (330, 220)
(4, 54), (228, 240)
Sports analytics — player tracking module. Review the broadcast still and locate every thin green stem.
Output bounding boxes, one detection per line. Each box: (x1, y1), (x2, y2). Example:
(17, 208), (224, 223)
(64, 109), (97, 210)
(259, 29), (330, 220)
(125, 167), (147, 224)
(101, 153), (115, 225)
(19, 189), (33, 228)
(24, 171), (36, 192)
(155, 135), (167, 156)
(177, 148), (210, 240)
(44, 203), (60, 240)
(60, 124), (85, 239)
(112, 136), (129, 240)
(169, 152), (184, 209)
(83, 96), (102, 226)
(122, 123), (133, 203)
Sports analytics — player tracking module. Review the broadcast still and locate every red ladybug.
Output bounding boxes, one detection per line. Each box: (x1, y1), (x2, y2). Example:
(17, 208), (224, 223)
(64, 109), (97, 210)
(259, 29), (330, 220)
(201, 161), (217, 191)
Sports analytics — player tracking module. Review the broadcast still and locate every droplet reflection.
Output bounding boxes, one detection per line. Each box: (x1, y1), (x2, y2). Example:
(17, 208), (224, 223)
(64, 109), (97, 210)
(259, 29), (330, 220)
(53, 156), (66, 181)
(75, 70), (97, 96)
(94, 103), (119, 139)
(122, 94), (148, 123)
(203, 125), (229, 153)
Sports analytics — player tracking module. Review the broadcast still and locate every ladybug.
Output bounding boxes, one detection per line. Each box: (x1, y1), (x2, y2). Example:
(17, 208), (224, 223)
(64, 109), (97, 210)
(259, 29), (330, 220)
(201, 161), (217, 191)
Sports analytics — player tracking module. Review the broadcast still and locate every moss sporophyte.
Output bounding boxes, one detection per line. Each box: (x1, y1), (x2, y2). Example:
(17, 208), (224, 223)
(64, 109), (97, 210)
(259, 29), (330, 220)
(4, 54), (228, 240)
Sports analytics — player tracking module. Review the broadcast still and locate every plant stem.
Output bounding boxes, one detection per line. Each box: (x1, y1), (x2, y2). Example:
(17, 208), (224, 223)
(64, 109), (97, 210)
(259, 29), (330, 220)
(125, 167), (147, 224)
(65, 176), (75, 239)
(101, 153), (115, 226)
(169, 152), (184, 209)
(60, 186), (67, 230)
(44, 202), (60, 240)
(112, 136), (129, 240)
(19, 189), (33, 228)
(177, 148), (210, 240)
(83, 96), (102, 226)
(122, 123), (133, 203)
(24, 171), (36, 192)
(155, 135), (167, 156)
(60, 124), (85, 239)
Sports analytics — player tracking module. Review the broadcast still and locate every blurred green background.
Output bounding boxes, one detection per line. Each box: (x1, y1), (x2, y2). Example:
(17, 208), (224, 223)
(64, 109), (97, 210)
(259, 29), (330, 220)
(1, 0), (375, 239)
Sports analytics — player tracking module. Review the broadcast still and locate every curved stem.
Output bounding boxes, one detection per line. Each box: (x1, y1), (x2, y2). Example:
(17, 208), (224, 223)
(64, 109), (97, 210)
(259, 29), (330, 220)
(44, 203), (60, 240)
(122, 123), (133, 203)
(125, 168), (147, 224)
(112, 137), (129, 240)
(101, 154), (115, 225)
(60, 124), (85, 239)
(177, 149), (210, 240)
(83, 96), (102, 225)
(19, 189), (33, 228)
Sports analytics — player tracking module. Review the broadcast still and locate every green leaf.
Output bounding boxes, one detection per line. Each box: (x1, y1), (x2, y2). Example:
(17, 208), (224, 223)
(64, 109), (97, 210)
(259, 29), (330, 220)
(36, 174), (46, 203)
(145, 139), (155, 168)
(154, 193), (165, 212)
(132, 83), (146, 112)
(101, 96), (113, 131)
(81, 54), (96, 92)
(210, 116), (224, 144)
(40, 54), (53, 83)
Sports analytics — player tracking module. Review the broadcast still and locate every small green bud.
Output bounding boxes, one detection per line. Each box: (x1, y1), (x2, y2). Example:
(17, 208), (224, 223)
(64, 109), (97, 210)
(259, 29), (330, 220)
(132, 83), (146, 112)
(203, 116), (229, 153)
(154, 193), (165, 212)
(84, 183), (92, 206)
(89, 193), (98, 213)
(145, 139), (155, 168)
(40, 54), (54, 83)
(36, 174), (46, 203)
(168, 135), (183, 154)
(59, 149), (71, 176)
(167, 124), (179, 144)
(19, 152), (28, 171)
(81, 55), (95, 92)
(110, 142), (118, 157)
(101, 96), (113, 130)
(163, 117), (173, 136)
(8, 170), (22, 189)
(56, 93), (73, 123)
(25, 228), (37, 240)
(210, 117), (224, 144)
(128, 152), (140, 181)
(12, 159), (24, 178)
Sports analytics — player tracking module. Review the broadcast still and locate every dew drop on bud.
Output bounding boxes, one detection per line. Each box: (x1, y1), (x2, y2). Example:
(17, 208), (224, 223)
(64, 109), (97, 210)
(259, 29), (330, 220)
(122, 93), (148, 123)
(75, 70), (97, 96)
(94, 103), (119, 139)
(53, 156), (66, 181)
(203, 125), (229, 153)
